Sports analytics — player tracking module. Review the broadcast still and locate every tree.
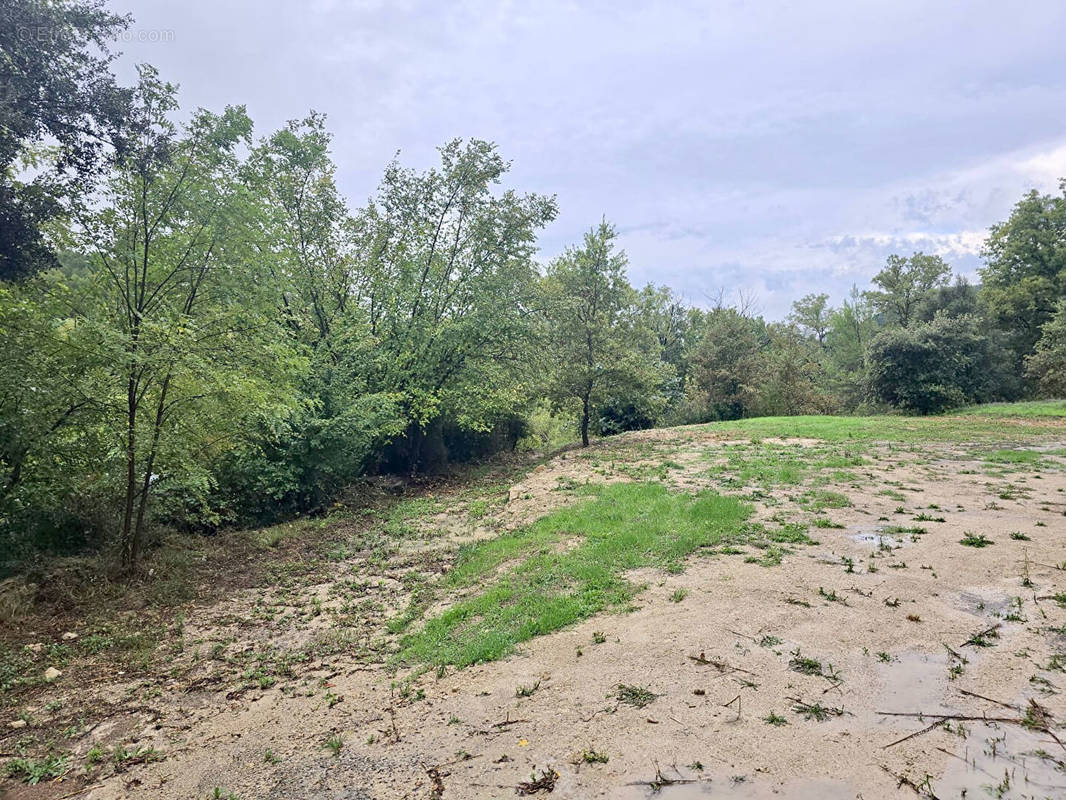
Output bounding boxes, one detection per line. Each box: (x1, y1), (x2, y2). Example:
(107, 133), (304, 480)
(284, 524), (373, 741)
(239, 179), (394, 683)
(544, 221), (666, 446)
(634, 284), (697, 415)
(1025, 298), (1066, 397)
(687, 307), (764, 421)
(866, 252), (951, 328)
(222, 113), (404, 517)
(1, 0), (134, 280)
(980, 182), (1066, 361)
(866, 314), (1006, 414)
(757, 324), (827, 416)
(823, 286), (877, 409)
(360, 139), (557, 468)
(789, 293), (831, 346)
(69, 72), (301, 568)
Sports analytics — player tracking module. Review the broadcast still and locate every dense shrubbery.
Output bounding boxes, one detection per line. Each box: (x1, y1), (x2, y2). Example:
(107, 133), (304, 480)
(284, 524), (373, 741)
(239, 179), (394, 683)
(1, 0), (1064, 570)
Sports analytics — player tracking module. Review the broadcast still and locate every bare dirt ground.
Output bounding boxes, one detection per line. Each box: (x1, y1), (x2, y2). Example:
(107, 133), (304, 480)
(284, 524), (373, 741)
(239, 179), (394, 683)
(2, 421), (1066, 800)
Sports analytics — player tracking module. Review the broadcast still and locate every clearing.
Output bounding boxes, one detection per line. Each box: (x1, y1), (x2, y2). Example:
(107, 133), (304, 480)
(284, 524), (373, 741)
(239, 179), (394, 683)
(2, 405), (1066, 799)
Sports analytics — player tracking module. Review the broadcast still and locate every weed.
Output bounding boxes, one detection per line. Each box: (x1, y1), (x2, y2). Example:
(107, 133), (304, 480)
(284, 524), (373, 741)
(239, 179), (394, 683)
(763, 711), (788, 726)
(5, 755), (69, 785)
(670, 588), (688, 603)
(592, 631), (607, 644)
(791, 700), (844, 722)
(324, 734), (343, 756)
(1009, 531), (1031, 541)
(615, 683), (658, 708)
(581, 748), (609, 764)
(515, 680), (541, 698)
(788, 648), (822, 676)
(960, 532), (994, 548)
(818, 587), (846, 604)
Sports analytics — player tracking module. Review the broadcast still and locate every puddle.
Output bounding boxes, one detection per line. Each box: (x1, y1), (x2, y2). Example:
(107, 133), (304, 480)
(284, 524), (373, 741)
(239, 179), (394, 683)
(872, 650), (953, 718)
(955, 590), (1012, 618)
(851, 531), (900, 547)
(849, 524), (901, 548)
(617, 776), (856, 799)
(936, 721), (1066, 798)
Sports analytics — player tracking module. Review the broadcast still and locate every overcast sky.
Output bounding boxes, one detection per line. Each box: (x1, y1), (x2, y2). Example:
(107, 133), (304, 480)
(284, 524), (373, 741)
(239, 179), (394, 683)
(108, 0), (1066, 318)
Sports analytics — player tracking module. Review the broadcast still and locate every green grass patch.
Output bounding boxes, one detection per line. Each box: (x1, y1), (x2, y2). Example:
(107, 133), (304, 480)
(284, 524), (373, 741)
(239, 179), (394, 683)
(400, 482), (751, 666)
(706, 407), (1066, 443)
(956, 400), (1066, 418)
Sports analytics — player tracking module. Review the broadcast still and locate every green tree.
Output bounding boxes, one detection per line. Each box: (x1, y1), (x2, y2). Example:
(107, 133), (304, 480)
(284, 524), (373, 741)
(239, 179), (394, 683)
(360, 139), (557, 468)
(544, 221), (666, 446)
(866, 314), (1005, 414)
(789, 292), (831, 346)
(70, 72), (301, 567)
(225, 113), (403, 517)
(980, 182), (1066, 361)
(687, 307), (764, 421)
(823, 286), (877, 409)
(866, 252), (951, 328)
(1025, 298), (1066, 397)
(757, 324), (827, 415)
(1, 0), (134, 280)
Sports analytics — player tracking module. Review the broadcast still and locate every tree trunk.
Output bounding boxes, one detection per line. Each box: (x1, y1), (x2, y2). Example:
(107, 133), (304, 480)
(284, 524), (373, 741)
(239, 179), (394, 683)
(580, 394), (590, 447)
(120, 380), (138, 570)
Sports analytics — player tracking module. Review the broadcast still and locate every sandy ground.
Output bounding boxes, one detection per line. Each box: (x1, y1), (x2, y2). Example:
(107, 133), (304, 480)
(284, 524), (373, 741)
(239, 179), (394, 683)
(3, 426), (1066, 800)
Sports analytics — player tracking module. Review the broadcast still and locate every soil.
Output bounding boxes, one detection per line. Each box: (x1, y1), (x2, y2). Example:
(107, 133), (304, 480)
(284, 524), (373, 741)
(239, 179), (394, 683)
(2, 425), (1065, 800)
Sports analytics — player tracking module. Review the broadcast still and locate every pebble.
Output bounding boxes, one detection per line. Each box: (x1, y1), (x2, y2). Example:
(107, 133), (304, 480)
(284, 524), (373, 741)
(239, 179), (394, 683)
(43, 666), (62, 682)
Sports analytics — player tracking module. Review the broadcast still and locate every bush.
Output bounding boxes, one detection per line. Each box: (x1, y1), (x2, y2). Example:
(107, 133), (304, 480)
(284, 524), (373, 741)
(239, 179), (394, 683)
(866, 314), (1012, 414)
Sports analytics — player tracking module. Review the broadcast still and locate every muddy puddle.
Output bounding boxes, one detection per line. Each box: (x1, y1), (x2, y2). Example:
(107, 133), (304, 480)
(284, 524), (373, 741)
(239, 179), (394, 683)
(617, 776), (856, 799)
(937, 721), (1066, 797)
(849, 524), (902, 548)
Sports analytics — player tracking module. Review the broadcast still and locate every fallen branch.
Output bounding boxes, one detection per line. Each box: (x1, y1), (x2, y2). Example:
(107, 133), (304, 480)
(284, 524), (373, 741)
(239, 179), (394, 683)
(687, 652), (755, 675)
(876, 710), (1021, 724)
(883, 719), (945, 748)
(957, 688), (1017, 710)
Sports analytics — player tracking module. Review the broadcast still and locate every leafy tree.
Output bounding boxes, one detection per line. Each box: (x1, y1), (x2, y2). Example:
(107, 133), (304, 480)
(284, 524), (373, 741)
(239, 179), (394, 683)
(866, 314), (1005, 414)
(1, 0), (133, 280)
(914, 276), (981, 323)
(68, 72), (301, 567)
(360, 139), (557, 468)
(225, 114), (404, 516)
(789, 293), (831, 346)
(544, 221), (666, 445)
(1025, 298), (1066, 397)
(757, 324), (827, 415)
(866, 252), (951, 328)
(823, 287), (877, 409)
(687, 307), (764, 420)
(980, 182), (1066, 360)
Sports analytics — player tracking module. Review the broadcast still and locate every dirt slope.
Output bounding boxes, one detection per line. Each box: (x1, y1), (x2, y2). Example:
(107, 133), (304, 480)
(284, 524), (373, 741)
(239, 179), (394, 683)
(3, 423), (1065, 800)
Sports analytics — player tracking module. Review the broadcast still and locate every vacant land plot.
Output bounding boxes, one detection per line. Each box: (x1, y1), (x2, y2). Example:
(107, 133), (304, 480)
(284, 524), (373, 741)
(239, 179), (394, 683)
(2, 405), (1066, 799)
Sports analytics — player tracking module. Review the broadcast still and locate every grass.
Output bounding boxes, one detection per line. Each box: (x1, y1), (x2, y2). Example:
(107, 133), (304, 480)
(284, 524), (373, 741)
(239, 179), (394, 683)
(707, 408), (1066, 443)
(400, 482), (751, 666)
(956, 400), (1066, 418)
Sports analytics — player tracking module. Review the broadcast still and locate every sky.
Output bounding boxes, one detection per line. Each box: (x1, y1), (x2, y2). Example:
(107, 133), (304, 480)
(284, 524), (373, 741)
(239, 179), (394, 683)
(107, 0), (1066, 319)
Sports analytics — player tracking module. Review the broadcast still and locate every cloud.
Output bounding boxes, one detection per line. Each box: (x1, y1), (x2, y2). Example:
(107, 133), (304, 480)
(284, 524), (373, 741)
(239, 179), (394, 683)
(110, 0), (1066, 319)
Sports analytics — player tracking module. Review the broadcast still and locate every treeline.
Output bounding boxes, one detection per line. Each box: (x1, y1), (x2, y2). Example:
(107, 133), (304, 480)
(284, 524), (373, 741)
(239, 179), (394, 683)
(2, 2), (1065, 571)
